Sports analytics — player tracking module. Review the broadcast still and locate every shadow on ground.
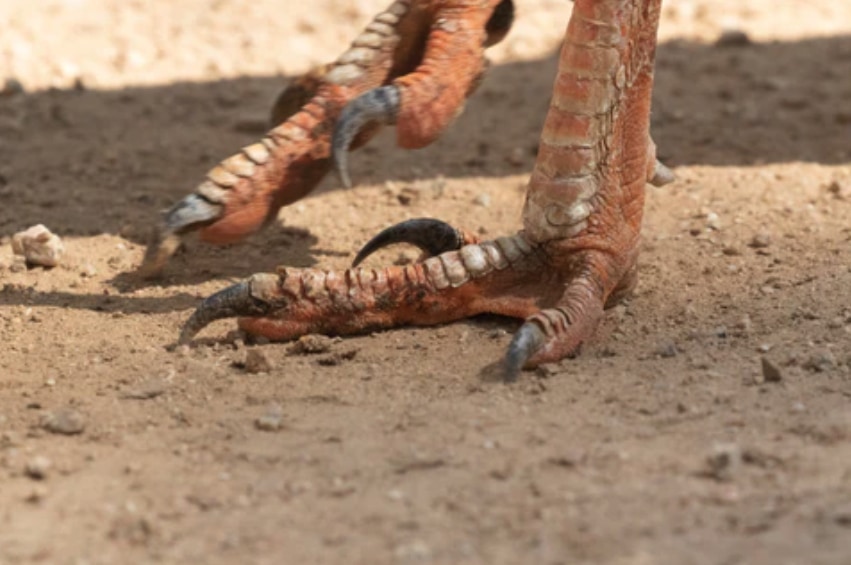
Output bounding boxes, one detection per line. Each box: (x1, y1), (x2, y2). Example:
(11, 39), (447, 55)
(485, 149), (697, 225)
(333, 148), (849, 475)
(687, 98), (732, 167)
(0, 34), (849, 315)
(1, 34), (849, 238)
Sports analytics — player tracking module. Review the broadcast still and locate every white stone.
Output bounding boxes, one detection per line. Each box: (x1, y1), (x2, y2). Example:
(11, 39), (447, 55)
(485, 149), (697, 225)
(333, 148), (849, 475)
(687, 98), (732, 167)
(11, 224), (64, 267)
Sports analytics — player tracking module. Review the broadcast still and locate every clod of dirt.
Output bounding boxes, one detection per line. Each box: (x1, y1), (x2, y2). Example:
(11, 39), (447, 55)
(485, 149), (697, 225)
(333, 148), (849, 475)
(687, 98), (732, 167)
(243, 349), (273, 374)
(24, 485), (49, 504)
(288, 334), (335, 355)
(803, 351), (837, 373)
(8, 257), (27, 273)
(834, 507), (851, 528)
(704, 443), (742, 482)
(655, 341), (679, 358)
(25, 455), (52, 480)
(396, 186), (421, 206)
(11, 224), (65, 267)
(473, 193), (492, 207)
(761, 357), (784, 382)
(1, 77), (25, 96)
(1, 431), (22, 448)
(748, 233), (772, 249)
(317, 349), (359, 366)
(392, 455), (446, 475)
(40, 408), (86, 435)
(715, 29), (752, 47)
(827, 179), (849, 200)
(108, 513), (155, 544)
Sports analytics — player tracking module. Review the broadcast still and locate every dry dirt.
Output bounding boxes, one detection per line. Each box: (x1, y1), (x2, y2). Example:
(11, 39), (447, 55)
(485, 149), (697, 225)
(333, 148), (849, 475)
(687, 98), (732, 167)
(1, 1), (851, 564)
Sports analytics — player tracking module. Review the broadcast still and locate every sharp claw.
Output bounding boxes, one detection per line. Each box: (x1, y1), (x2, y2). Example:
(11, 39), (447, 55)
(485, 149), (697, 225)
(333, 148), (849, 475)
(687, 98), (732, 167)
(502, 321), (546, 382)
(352, 218), (465, 267)
(164, 193), (224, 232)
(484, 0), (515, 47)
(649, 159), (676, 187)
(137, 194), (224, 278)
(179, 279), (271, 344)
(138, 231), (182, 279)
(331, 85), (400, 188)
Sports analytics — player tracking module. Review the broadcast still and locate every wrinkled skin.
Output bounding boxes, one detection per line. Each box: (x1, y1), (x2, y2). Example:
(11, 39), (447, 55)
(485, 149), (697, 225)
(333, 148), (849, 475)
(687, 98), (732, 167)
(160, 0), (672, 381)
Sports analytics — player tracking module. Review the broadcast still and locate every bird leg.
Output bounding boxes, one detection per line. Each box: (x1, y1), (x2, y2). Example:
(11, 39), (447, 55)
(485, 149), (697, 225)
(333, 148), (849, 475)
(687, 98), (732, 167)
(180, 0), (669, 381)
(139, 0), (514, 277)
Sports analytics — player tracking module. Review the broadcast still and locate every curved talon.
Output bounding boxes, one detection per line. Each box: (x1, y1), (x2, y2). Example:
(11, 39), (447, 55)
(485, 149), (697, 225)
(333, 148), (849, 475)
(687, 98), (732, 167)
(352, 218), (466, 267)
(484, 0), (515, 47)
(331, 85), (401, 188)
(502, 321), (546, 382)
(650, 159), (676, 187)
(179, 280), (271, 344)
(137, 194), (224, 278)
(163, 194), (224, 234)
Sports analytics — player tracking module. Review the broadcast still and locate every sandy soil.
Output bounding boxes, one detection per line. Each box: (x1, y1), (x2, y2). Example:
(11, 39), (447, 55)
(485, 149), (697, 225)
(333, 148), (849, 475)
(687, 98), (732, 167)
(1, 1), (850, 564)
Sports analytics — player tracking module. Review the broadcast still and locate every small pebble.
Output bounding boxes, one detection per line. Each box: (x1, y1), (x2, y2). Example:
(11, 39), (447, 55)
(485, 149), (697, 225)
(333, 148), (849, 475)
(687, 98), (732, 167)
(11, 224), (65, 267)
(396, 187), (420, 206)
(255, 405), (284, 432)
(827, 180), (849, 200)
(25, 485), (49, 503)
(121, 380), (167, 400)
(288, 334), (334, 355)
(736, 314), (752, 334)
(834, 507), (851, 528)
(244, 349), (272, 374)
(705, 443), (742, 481)
(705, 212), (721, 230)
(472, 193), (491, 207)
(748, 233), (772, 249)
(505, 147), (525, 167)
(656, 342), (678, 358)
(25, 455), (52, 480)
(80, 263), (98, 277)
(803, 351), (836, 373)
(41, 408), (86, 435)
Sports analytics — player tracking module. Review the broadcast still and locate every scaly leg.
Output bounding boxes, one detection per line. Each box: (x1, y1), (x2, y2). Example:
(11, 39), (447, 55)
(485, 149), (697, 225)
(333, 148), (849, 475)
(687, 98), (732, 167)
(180, 0), (672, 380)
(139, 0), (515, 276)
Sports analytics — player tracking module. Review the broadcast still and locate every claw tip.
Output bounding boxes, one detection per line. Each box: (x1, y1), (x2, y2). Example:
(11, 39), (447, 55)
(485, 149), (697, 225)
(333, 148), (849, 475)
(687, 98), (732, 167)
(502, 322), (547, 382)
(137, 231), (182, 279)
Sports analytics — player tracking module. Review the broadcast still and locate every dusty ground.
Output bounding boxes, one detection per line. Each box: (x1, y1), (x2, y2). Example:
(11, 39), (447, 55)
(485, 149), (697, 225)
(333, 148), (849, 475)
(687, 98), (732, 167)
(1, 1), (850, 563)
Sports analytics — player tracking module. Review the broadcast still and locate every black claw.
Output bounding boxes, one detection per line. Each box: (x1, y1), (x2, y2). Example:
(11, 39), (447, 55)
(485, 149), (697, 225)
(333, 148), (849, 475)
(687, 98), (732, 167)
(138, 195), (224, 278)
(331, 85), (400, 188)
(485, 0), (515, 47)
(649, 159), (676, 187)
(163, 194), (223, 234)
(179, 280), (270, 344)
(502, 321), (546, 382)
(352, 218), (465, 267)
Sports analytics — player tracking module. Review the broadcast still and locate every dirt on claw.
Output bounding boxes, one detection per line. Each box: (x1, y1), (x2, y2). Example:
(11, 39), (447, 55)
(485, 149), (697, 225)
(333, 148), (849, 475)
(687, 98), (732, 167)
(1, 1), (850, 564)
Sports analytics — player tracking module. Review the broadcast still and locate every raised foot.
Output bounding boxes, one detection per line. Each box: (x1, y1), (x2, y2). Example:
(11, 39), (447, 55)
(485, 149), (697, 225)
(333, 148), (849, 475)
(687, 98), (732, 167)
(138, 0), (515, 277)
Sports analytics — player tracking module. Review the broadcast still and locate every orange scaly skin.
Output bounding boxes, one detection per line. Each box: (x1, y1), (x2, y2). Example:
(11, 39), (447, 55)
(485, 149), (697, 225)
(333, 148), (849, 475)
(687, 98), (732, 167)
(140, 0), (509, 276)
(179, 0), (667, 379)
